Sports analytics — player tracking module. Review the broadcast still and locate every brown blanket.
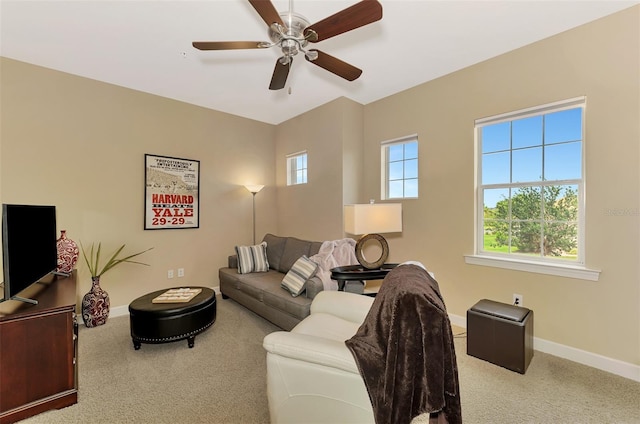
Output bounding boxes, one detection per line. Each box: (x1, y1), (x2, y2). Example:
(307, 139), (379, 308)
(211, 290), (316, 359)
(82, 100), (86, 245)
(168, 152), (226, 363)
(345, 264), (462, 424)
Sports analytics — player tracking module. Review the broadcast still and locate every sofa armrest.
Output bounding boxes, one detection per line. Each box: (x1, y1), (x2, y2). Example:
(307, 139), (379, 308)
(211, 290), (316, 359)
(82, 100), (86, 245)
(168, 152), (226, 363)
(228, 254), (238, 269)
(263, 331), (360, 374)
(304, 276), (324, 300)
(310, 291), (373, 324)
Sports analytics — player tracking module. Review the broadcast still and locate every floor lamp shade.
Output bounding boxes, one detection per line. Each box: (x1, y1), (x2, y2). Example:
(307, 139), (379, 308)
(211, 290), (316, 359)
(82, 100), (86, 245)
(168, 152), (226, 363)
(344, 203), (402, 269)
(244, 185), (264, 194)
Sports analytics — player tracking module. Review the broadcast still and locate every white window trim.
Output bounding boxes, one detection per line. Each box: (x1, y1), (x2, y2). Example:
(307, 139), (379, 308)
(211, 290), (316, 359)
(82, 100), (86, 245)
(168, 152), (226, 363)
(472, 96), (599, 280)
(381, 134), (419, 200)
(476, 96), (586, 126)
(464, 254), (601, 281)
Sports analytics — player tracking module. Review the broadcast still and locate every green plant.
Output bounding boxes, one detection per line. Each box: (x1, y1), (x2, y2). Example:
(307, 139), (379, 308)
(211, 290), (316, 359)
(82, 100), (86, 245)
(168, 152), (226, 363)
(487, 185), (578, 257)
(81, 242), (153, 278)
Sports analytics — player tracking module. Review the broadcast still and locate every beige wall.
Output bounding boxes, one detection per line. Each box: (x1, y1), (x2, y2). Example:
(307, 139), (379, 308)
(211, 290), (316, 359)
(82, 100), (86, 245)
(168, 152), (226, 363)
(0, 58), (278, 307)
(341, 98), (365, 207)
(275, 97), (364, 241)
(363, 7), (639, 364)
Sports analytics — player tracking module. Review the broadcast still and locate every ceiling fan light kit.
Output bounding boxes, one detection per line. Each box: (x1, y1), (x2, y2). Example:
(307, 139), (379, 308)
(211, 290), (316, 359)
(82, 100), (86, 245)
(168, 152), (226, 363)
(192, 0), (383, 90)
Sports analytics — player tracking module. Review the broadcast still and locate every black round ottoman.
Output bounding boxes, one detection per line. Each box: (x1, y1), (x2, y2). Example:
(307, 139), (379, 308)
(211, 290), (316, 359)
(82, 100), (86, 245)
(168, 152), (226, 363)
(129, 287), (216, 349)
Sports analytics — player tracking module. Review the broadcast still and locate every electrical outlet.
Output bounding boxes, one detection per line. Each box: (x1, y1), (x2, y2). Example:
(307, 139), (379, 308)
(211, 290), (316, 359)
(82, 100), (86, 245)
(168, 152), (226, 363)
(177, 268), (184, 278)
(513, 293), (523, 307)
(168, 270), (174, 279)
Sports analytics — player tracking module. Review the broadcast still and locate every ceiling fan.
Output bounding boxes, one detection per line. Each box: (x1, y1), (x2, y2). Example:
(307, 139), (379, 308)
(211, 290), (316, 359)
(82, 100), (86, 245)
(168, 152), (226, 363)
(192, 0), (383, 90)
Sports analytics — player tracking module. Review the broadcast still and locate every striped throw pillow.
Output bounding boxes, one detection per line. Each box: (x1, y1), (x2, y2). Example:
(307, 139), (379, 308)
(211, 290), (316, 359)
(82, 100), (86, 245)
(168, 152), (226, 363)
(281, 255), (318, 297)
(235, 242), (269, 274)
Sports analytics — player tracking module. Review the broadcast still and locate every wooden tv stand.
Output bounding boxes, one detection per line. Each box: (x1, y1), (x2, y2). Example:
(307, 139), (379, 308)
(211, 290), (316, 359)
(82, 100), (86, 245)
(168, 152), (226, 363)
(0, 272), (78, 424)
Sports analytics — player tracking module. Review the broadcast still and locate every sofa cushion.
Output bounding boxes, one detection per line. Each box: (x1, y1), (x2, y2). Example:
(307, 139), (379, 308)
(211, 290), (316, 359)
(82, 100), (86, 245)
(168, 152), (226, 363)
(309, 241), (323, 256)
(262, 283), (312, 319)
(280, 237), (314, 273)
(235, 270), (284, 300)
(263, 233), (287, 272)
(281, 255), (319, 297)
(235, 242), (269, 274)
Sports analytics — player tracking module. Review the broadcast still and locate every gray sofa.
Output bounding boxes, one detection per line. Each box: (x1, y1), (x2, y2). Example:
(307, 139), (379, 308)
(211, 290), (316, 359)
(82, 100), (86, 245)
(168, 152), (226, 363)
(219, 234), (325, 330)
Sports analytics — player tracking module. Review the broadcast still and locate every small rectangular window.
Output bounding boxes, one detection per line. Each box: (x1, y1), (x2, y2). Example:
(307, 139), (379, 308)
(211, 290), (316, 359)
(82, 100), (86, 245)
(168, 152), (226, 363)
(287, 151), (307, 186)
(381, 136), (418, 199)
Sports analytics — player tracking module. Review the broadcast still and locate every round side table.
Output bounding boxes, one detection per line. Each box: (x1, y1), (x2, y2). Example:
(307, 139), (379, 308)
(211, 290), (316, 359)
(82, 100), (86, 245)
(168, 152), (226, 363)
(330, 264), (398, 292)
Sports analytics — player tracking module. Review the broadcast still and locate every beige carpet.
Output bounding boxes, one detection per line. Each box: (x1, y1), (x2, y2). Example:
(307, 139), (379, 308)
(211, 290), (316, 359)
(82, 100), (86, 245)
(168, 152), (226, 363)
(21, 294), (640, 424)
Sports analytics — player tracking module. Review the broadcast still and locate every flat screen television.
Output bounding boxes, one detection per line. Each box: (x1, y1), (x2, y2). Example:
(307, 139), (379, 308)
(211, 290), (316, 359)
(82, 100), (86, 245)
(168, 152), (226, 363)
(1, 204), (58, 303)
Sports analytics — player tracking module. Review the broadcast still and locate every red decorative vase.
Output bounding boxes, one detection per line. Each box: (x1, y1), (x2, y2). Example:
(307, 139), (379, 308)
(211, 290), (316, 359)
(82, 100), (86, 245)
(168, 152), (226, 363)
(82, 277), (110, 328)
(56, 230), (79, 274)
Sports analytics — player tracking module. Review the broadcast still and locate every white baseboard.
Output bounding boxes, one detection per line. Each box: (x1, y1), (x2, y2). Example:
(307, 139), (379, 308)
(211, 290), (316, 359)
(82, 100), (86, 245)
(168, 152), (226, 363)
(448, 312), (640, 382)
(449, 313), (467, 329)
(110, 304), (129, 318)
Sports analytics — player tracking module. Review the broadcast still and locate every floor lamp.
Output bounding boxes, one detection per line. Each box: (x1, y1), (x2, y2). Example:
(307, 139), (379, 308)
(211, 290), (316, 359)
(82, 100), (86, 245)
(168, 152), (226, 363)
(244, 184), (264, 244)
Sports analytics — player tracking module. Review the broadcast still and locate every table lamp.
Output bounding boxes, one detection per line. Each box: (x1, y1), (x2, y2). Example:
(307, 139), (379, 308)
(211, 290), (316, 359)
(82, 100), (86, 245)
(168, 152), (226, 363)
(344, 202), (402, 269)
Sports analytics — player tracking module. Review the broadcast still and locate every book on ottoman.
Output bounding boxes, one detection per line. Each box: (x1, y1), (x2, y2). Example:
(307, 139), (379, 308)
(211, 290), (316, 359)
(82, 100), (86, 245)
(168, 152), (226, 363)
(152, 288), (202, 303)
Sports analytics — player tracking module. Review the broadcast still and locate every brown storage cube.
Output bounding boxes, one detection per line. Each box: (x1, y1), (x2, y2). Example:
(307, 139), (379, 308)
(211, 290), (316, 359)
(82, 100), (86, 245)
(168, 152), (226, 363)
(467, 299), (534, 374)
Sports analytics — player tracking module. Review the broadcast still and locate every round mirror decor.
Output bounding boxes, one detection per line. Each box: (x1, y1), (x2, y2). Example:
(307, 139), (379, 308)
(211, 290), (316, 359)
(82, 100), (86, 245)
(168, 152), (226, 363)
(355, 233), (389, 270)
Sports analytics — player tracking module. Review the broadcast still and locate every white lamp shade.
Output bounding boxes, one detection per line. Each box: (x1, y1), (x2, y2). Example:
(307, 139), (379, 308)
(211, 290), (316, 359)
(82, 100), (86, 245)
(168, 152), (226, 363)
(344, 203), (402, 235)
(244, 184), (265, 194)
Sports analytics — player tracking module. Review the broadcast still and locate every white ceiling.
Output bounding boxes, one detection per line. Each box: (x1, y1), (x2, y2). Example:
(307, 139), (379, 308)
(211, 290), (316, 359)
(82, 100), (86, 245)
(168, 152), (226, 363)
(1, 0), (638, 125)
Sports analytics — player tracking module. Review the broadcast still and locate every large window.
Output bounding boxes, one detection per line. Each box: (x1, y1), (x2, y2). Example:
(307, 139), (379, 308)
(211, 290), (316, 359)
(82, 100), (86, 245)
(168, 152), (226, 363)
(382, 136), (418, 199)
(287, 151), (307, 186)
(477, 97), (585, 264)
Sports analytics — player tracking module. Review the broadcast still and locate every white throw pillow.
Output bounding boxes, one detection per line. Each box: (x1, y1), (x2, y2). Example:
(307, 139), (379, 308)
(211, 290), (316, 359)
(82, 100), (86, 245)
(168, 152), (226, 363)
(281, 255), (318, 297)
(235, 242), (269, 274)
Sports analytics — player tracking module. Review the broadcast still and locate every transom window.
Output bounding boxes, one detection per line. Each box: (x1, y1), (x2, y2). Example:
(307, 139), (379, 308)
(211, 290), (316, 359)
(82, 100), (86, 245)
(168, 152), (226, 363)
(476, 97), (585, 263)
(286, 151), (307, 186)
(381, 136), (418, 199)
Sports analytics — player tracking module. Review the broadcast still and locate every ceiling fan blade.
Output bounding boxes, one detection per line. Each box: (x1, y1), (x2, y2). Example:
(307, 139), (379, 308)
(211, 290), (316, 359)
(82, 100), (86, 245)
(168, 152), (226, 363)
(269, 57), (292, 90)
(305, 50), (362, 81)
(192, 41), (266, 50)
(304, 0), (382, 43)
(249, 0), (284, 28)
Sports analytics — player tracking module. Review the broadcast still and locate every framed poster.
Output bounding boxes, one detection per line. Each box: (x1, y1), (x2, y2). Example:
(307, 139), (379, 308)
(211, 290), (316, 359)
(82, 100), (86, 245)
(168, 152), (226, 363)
(144, 154), (200, 230)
